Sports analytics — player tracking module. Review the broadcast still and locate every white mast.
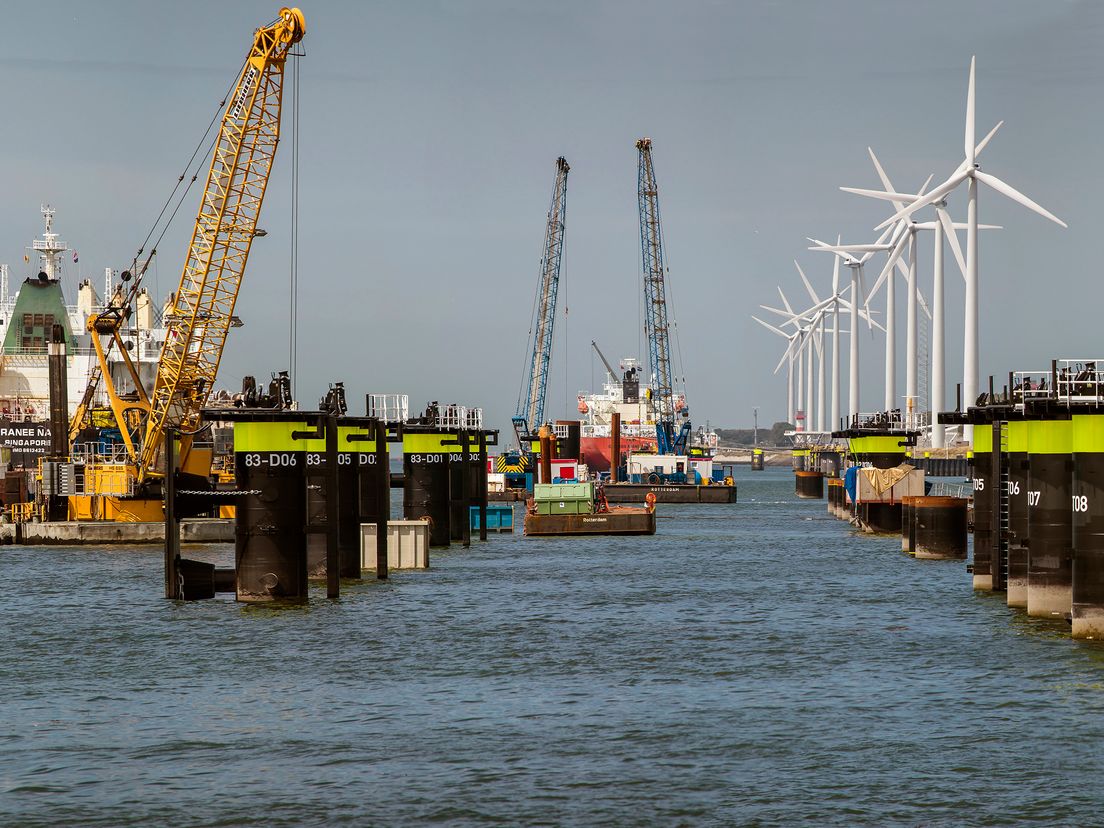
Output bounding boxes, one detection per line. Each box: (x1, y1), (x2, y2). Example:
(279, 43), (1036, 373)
(29, 205), (68, 283)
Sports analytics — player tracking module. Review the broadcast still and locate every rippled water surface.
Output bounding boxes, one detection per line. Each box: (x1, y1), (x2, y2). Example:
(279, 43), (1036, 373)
(4, 467), (1104, 826)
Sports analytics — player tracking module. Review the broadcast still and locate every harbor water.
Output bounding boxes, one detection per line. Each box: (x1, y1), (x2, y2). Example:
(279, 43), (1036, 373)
(4, 467), (1104, 825)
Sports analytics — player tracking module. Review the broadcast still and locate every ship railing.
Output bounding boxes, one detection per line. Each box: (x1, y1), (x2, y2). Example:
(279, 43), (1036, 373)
(0, 345), (97, 358)
(367, 393), (409, 424)
(553, 423), (570, 440)
(580, 423), (655, 439)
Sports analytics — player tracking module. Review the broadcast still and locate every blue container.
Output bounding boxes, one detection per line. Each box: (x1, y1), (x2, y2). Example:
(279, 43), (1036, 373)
(470, 504), (515, 532)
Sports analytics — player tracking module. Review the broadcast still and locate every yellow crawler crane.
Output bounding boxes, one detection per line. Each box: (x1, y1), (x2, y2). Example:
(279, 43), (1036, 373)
(68, 7), (305, 521)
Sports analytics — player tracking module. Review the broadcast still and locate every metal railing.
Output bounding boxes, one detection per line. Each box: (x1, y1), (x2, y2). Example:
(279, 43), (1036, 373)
(367, 393), (409, 423)
(581, 423), (655, 439)
(927, 480), (971, 499)
(370, 395), (483, 430)
(786, 430), (838, 448)
(434, 404), (482, 430)
(71, 443), (131, 465)
(1014, 360), (1104, 407)
(847, 411), (908, 430)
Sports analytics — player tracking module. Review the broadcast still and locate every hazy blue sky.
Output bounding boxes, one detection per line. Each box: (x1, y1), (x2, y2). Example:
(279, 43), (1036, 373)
(1, 1), (1098, 434)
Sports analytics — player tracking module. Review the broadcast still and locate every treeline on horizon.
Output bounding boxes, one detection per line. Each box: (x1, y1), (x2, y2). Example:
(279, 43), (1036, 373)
(715, 422), (794, 447)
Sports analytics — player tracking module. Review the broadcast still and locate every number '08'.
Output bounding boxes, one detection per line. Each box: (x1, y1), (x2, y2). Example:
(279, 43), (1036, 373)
(1073, 495), (1089, 513)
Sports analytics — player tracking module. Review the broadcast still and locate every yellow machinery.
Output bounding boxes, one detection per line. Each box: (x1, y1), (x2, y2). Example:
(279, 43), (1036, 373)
(66, 7), (306, 521)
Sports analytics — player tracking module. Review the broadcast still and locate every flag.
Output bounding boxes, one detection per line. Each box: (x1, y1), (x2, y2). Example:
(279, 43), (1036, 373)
(23, 254), (28, 263)
(72, 251), (79, 263)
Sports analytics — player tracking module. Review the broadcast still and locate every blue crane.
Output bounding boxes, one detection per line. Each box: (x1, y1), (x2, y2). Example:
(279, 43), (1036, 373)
(636, 138), (690, 455)
(513, 156), (570, 448)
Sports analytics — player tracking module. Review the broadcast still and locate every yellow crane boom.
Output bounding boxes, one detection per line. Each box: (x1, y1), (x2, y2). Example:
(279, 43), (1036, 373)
(138, 6), (305, 479)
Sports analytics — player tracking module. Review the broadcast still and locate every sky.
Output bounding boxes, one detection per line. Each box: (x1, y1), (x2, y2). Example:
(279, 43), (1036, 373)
(1, 0), (1099, 436)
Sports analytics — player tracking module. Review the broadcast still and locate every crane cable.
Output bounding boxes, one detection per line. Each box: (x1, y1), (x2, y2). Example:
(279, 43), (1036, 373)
(289, 47), (301, 399)
(76, 63), (245, 423)
(127, 60), (247, 303)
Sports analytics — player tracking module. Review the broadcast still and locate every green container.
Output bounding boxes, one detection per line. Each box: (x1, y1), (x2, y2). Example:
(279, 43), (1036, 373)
(533, 482), (594, 502)
(536, 499), (593, 515)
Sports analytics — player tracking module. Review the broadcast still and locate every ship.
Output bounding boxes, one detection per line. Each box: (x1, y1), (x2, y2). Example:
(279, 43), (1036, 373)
(0, 206), (171, 466)
(577, 356), (718, 473)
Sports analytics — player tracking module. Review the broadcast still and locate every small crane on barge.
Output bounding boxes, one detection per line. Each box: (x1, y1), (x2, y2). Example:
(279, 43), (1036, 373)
(636, 138), (691, 456)
(512, 156), (570, 450)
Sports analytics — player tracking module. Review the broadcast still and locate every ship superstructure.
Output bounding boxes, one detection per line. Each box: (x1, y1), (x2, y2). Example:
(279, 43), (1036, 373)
(0, 206), (168, 424)
(578, 355), (717, 473)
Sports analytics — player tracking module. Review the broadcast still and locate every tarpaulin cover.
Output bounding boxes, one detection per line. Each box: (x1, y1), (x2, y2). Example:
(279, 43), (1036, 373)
(861, 463), (915, 494)
(844, 465), (858, 504)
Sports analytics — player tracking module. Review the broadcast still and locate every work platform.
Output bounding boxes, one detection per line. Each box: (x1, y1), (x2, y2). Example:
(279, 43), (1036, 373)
(0, 518), (234, 545)
(523, 508), (656, 536)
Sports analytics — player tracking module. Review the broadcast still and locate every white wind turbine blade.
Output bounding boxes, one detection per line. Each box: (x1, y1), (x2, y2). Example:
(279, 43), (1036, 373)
(856, 266), (873, 331)
(752, 315), (789, 338)
(812, 317), (824, 359)
(935, 205), (967, 279)
(777, 286), (795, 315)
(966, 56), (976, 167)
(785, 294), (837, 324)
(842, 175), (931, 209)
(811, 243), (893, 254)
(840, 186), (923, 204)
(773, 337), (799, 375)
(859, 225), (898, 264)
(974, 170), (1068, 228)
(894, 252), (937, 318)
(868, 147), (901, 211)
(842, 296), (887, 334)
(759, 304), (802, 324)
(867, 228), (910, 304)
(974, 120), (1003, 158)
(832, 237), (840, 295)
(912, 220), (1002, 231)
(794, 260), (820, 304)
(952, 121), (1005, 177)
(874, 169), (970, 231)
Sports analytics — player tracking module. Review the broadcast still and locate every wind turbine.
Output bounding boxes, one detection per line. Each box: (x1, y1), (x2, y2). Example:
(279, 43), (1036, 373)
(842, 147), (1002, 444)
(759, 279), (883, 432)
(869, 56), (1066, 441)
(807, 239), (882, 425)
(759, 285), (812, 429)
(753, 315), (800, 426)
(794, 258), (837, 432)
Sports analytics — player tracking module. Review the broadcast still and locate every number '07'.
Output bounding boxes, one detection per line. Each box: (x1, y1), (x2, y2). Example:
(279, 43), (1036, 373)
(1073, 495), (1089, 513)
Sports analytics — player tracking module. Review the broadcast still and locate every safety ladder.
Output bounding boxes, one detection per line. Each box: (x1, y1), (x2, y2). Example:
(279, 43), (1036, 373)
(993, 420), (1010, 591)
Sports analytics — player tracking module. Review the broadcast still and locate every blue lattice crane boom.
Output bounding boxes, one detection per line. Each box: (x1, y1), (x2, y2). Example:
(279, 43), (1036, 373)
(514, 156), (570, 446)
(636, 138), (689, 455)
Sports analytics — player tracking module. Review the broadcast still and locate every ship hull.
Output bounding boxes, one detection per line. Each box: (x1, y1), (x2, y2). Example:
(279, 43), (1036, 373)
(580, 435), (657, 473)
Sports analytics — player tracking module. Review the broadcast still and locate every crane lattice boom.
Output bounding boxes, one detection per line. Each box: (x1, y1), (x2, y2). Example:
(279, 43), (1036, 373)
(518, 156), (570, 436)
(636, 138), (678, 452)
(138, 7), (305, 478)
